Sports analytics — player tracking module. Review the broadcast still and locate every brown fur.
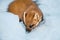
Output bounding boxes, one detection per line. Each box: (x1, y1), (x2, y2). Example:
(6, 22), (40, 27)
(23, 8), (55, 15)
(8, 0), (43, 32)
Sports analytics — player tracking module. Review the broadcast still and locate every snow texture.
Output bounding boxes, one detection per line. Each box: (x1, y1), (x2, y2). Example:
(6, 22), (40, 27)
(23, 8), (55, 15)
(0, 12), (26, 40)
(0, 0), (60, 40)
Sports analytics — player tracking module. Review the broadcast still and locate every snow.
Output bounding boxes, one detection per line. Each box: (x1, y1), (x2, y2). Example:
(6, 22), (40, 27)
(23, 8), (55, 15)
(0, 0), (14, 12)
(0, 0), (60, 40)
(0, 12), (26, 40)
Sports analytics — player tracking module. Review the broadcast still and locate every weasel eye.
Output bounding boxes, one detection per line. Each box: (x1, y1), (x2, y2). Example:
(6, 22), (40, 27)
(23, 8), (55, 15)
(25, 13), (27, 17)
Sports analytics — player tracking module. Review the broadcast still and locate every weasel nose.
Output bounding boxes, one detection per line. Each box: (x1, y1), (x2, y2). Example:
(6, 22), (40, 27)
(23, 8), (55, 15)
(26, 24), (34, 32)
(26, 27), (32, 32)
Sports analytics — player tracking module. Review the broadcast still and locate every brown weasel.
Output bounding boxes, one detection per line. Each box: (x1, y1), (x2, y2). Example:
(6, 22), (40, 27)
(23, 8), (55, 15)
(8, 0), (33, 21)
(8, 0), (43, 32)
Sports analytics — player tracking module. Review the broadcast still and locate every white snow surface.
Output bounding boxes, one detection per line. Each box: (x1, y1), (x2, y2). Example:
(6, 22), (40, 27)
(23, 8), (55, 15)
(0, 12), (26, 40)
(0, 0), (60, 40)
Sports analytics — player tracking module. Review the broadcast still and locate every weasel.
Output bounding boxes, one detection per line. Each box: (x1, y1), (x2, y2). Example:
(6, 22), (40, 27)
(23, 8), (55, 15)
(8, 0), (43, 32)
